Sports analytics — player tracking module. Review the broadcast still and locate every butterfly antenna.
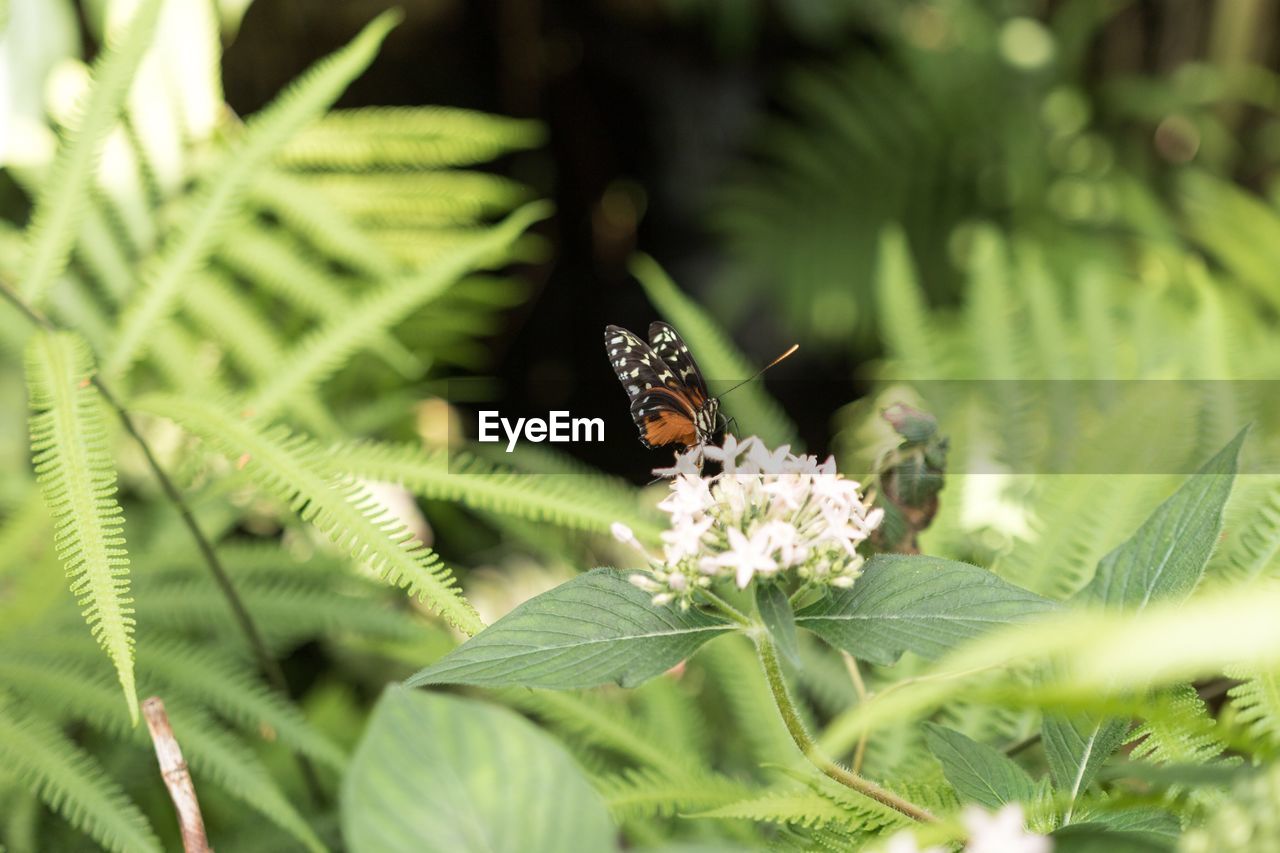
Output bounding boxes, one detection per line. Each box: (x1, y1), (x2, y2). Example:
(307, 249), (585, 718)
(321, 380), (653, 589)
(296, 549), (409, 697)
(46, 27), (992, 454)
(716, 344), (798, 399)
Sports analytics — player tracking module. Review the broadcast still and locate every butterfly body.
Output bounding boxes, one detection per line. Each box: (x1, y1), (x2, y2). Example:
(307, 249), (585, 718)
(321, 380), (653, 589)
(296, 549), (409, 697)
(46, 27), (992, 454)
(605, 322), (719, 449)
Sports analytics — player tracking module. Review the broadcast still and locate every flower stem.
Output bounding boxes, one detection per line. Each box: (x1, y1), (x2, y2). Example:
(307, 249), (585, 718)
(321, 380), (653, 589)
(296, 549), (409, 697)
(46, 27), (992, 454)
(753, 632), (935, 823)
(696, 588), (752, 627)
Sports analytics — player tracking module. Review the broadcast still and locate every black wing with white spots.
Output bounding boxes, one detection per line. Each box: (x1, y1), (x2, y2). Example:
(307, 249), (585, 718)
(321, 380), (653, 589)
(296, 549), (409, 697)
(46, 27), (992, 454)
(648, 321), (709, 407)
(605, 324), (703, 448)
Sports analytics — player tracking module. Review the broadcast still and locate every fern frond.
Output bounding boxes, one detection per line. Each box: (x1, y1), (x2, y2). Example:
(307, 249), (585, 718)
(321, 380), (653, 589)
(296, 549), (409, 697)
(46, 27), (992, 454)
(137, 639), (347, 771)
(47, 272), (114, 354)
(690, 788), (894, 832)
(17, 147), (160, 312)
(0, 700), (160, 853)
(875, 225), (940, 379)
(244, 201), (549, 418)
(697, 635), (800, 768)
(132, 572), (427, 651)
(298, 171), (531, 224)
(278, 106), (545, 169)
(1226, 669), (1280, 751)
(366, 226), (545, 269)
(328, 439), (663, 540)
(632, 676), (712, 766)
(160, 702), (326, 852)
(995, 397), (1190, 598)
(24, 330), (138, 723)
(630, 252), (800, 448)
(18, 0), (161, 306)
(595, 767), (751, 821)
(106, 10), (400, 376)
(133, 394), (484, 635)
(1128, 686), (1227, 767)
(796, 640), (861, 719)
(179, 273), (340, 434)
(1207, 475), (1280, 584)
(249, 170), (401, 278)
(499, 688), (692, 779)
(215, 224), (422, 376)
(0, 656), (324, 851)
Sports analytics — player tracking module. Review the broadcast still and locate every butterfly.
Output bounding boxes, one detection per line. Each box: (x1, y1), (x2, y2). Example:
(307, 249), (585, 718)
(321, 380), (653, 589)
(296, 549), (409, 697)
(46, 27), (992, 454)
(605, 322), (720, 449)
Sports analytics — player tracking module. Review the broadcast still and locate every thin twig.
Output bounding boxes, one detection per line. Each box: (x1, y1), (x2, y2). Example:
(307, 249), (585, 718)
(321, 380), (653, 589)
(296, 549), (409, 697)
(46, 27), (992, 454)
(142, 696), (211, 853)
(0, 277), (325, 803)
(841, 652), (871, 774)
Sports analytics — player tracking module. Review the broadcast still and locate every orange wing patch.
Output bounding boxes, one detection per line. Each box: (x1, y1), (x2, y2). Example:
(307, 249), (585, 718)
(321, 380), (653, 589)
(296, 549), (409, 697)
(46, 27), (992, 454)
(642, 411), (698, 448)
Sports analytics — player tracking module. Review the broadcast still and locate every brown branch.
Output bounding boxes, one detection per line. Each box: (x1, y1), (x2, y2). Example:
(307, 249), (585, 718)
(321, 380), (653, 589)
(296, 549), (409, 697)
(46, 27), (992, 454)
(143, 697), (211, 853)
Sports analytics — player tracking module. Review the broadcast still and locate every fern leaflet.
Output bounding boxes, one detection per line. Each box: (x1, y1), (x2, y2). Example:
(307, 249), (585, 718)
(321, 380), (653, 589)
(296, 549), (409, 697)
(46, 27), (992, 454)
(19, 0), (162, 306)
(134, 394), (485, 635)
(244, 201), (550, 418)
(595, 767), (751, 821)
(0, 700), (160, 853)
(25, 330), (138, 723)
(329, 439), (663, 540)
(1226, 669), (1280, 751)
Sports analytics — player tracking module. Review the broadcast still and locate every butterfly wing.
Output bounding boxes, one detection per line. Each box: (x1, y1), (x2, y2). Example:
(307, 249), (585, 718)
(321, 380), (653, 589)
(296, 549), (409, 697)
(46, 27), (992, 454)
(605, 325), (699, 448)
(648, 321), (709, 408)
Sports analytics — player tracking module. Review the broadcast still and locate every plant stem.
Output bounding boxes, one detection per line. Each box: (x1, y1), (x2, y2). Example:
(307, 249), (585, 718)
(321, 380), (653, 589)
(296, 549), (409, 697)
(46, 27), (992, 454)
(754, 632), (935, 823)
(0, 277), (325, 803)
(696, 588), (752, 627)
(841, 652), (870, 774)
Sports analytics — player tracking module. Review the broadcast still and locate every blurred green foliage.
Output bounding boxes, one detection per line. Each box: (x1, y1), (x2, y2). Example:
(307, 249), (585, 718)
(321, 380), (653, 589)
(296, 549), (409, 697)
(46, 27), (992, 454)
(4, 0), (1280, 850)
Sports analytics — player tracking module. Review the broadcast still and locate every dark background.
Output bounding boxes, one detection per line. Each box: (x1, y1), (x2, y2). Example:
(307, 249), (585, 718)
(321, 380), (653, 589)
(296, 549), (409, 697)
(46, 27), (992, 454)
(222, 0), (887, 473)
(221, 0), (1280, 477)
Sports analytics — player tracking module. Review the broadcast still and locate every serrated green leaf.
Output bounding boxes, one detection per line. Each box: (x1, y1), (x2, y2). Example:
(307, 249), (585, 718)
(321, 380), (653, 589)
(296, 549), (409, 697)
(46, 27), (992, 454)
(756, 583), (800, 669)
(795, 555), (1058, 665)
(1042, 714), (1129, 809)
(922, 722), (1035, 809)
(1078, 430), (1244, 609)
(342, 687), (615, 853)
(1050, 432), (1244, 819)
(406, 569), (735, 690)
(24, 330), (138, 724)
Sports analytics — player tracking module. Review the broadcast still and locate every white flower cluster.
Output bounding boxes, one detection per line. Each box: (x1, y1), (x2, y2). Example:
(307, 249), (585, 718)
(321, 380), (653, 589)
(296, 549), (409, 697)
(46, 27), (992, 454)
(613, 435), (884, 608)
(876, 804), (1052, 853)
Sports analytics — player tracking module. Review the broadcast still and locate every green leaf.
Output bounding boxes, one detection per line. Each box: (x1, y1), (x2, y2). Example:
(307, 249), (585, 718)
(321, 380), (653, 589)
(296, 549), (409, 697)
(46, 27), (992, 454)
(342, 686), (616, 853)
(1042, 714), (1129, 809)
(406, 569), (735, 690)
(106, 10), (400, 376)
(1078, 430), (1245, 609)
(756, 583), (800, 668)
(794, 555), (1058, 665)
(1050, 824), (1174, 853)
(24, 331), (138, 724)
(629, 253), (800, 448)
(1050, 431), (1245, 818)
(922, 722), (1036, 809)
(19, 0), (162, 307)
